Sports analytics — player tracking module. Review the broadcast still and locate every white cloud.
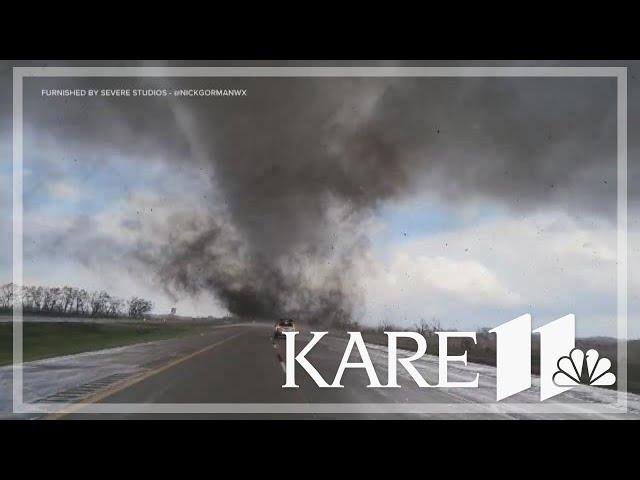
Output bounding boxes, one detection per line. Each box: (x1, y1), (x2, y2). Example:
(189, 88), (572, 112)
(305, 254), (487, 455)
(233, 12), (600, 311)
(47, 181), (79, 200)
(381, 253), (519, 306)
(359, 211), (636, 337)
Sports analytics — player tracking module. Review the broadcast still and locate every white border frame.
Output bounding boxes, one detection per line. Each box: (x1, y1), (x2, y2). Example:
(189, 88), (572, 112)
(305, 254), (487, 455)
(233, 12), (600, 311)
(12, 66), (628, 415)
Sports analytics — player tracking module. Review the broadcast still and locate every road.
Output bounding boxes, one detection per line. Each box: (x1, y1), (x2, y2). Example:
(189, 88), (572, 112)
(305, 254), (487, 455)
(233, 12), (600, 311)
(56, 323), (420, 419)
(14, 323), (639, 419)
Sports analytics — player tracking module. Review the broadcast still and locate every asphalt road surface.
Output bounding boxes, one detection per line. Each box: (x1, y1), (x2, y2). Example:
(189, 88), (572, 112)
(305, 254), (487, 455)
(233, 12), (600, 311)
(50, 323), (639, 419)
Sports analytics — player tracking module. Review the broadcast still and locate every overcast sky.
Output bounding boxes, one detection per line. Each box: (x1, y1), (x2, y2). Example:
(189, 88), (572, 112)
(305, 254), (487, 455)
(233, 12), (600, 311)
(1, 61), (639, 338)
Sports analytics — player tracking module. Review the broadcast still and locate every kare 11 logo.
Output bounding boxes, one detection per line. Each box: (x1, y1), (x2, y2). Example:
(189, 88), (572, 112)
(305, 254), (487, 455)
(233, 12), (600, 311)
(282, 314), (616, 401)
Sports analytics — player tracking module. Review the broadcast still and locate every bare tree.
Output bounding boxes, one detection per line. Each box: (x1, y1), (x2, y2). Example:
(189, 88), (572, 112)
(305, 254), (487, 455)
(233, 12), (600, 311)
(31, 286), (44, 311)
(75, 288), (88, 315)
(1, 283), (153, 319)
(48, 287), (64, 312)
(377, 320), (396, 333)
(414, 317), (442, 336)
(107, 297), (125, 317)
(89, 290), (112, 316)
(61, 286), (75, 313)
(0, 283), (13, 310)
(128, 297), (153, 318)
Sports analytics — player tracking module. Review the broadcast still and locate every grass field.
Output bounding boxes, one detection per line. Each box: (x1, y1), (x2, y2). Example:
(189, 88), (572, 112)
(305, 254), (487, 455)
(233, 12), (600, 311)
(0, 321), (214, 366)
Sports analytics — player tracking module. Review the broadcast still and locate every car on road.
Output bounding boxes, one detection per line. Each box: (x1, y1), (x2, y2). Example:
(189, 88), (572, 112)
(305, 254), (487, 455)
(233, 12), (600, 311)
(273, 319), (296, 339)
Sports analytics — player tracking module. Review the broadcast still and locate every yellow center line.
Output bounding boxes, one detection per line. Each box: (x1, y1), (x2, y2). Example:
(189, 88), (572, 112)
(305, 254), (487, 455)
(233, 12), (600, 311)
(45, 329), (248, 420)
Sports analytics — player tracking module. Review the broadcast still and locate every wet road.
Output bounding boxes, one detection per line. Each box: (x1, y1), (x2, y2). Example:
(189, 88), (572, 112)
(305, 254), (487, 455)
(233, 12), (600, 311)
(60, 324), (430, 419)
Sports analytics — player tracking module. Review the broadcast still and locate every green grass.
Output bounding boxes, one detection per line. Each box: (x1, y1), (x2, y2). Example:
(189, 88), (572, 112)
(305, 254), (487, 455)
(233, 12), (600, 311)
(0, 322), (213, 366)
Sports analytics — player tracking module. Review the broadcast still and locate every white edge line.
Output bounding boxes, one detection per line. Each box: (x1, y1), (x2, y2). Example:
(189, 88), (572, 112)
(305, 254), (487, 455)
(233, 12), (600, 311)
(617, 69), (628, 411)
(12, 66), (628, 77)
(15, 402), (631, 415)
(12, 67), (23, 411)
(13, 65), (629, 415)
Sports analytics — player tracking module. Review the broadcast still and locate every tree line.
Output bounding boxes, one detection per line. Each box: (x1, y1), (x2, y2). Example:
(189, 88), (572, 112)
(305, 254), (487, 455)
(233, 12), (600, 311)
(0, 283), (153, 318)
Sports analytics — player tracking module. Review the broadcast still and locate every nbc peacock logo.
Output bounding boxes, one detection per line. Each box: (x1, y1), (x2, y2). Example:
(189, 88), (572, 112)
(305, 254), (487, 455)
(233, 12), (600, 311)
(552, 348), (616, 387)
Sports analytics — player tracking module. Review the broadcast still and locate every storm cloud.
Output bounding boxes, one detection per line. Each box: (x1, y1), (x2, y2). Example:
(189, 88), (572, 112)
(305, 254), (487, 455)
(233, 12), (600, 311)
(18, 72), (621, 324)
